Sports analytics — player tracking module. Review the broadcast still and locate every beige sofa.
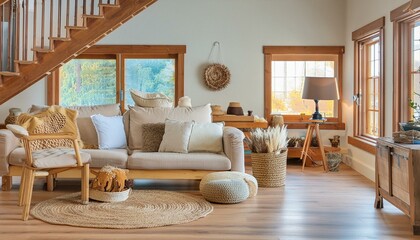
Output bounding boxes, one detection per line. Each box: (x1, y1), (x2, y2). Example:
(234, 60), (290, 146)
(0, 104), (245, 191)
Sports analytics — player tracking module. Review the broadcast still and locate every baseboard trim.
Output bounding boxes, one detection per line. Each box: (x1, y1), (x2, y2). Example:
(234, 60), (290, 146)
(343, 154), (375, 182)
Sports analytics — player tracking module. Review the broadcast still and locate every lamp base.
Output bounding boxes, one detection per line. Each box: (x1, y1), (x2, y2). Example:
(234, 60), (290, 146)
(311, 111), (324, 120)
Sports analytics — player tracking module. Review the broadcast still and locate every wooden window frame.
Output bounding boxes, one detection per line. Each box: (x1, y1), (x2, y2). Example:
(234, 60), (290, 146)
(263, 46), (345, 130)
(349, 17), (385, 155)
(48, 45), (186, 111)
(391, 1), (420, 132)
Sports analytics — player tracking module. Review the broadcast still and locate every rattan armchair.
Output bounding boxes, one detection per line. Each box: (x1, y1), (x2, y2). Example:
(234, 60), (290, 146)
(6, 124), (91, 221)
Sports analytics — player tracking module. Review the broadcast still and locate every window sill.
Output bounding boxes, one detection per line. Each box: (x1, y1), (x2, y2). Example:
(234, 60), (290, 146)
(348, 136), (377, 155)
(284, 122), (345, 130)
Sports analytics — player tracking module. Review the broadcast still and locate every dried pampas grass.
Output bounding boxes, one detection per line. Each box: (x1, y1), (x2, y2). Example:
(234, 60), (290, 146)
(244, 125), (288, 153)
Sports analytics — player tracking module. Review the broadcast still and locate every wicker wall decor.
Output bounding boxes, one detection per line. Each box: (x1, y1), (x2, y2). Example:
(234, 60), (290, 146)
(203, 41), (231, 91)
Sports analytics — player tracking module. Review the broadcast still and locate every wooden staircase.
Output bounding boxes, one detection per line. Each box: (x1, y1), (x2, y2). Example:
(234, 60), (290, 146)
(0, 0), (156, 105)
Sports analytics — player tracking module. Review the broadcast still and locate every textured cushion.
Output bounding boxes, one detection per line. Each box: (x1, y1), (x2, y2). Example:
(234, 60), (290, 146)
(130, 89), (173, 108)
(142, 123), (165, 152)
(158, 120), (193, 153)
(129, 104), (211, 150)
(200, 171), (258, 197)
(91, 114), (127, 149)
(17, 105), (81, 150)
(201, 179), (249, 204)
(127, 151), (231, 170)
(31, 148), (91, 168)
(188, 122), (224, 153)
(67, 104), (121, 148)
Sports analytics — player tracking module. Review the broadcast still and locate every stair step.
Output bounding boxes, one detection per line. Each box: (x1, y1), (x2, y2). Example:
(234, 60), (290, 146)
(99, 3), (120, 15)
(0, 71), (20, 77)
(15, 60), (38, 64)
(49, 37), (71, 42)
(99, 4), (120, 8)
(82, 14), (105, 19)
(32, 47), (54, 53)
(65, 26), (88, 30)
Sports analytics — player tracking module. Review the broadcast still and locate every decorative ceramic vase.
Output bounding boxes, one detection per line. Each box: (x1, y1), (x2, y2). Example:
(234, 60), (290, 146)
(226, 102), (244, 116)
(4, 108), (22, 125)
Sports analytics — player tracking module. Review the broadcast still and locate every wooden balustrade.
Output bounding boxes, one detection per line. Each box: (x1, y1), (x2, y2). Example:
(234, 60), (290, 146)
(0, 0), (118, 72)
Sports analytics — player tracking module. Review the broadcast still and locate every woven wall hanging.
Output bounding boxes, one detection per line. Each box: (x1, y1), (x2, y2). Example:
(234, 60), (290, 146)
(203, 41), (231, 91)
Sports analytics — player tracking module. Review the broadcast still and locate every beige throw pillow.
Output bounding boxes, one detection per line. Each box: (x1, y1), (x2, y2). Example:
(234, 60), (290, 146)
(158, 120), (194, 153)
(130, 89), (173, 108)
(188, 122), (224, 153)
(142, 123), (165, 152)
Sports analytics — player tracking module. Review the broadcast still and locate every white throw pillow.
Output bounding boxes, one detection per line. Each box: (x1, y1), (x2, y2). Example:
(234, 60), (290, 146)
(188, 122), (224, 153)
(91, 114), (127, 149)
(158, 119), (194, 153)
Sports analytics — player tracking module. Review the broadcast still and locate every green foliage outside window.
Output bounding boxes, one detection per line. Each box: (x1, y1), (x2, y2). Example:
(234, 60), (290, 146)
(59, 59), (117, 106)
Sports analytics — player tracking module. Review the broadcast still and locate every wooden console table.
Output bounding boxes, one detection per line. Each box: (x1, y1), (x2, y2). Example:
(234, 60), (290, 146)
(375, 137), (420, 234)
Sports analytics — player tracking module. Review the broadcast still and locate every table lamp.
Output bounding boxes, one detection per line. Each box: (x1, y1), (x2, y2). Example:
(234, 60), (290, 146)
(301, 77), (339, 120)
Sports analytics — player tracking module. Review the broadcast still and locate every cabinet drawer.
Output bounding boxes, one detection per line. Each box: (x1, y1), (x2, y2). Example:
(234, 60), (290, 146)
(391, 147), (410, 205)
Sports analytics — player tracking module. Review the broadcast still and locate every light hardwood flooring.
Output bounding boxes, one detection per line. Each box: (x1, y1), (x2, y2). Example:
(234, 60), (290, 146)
(0, 160), (419, 240)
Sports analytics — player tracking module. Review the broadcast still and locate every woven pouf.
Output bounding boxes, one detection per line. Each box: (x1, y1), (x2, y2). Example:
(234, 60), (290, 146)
(201, 179), (249, 204)
(200, 171), (258, 204)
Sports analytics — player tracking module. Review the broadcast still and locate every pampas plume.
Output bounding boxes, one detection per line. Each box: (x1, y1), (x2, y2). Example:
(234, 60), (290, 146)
(244, 125), (288, 153)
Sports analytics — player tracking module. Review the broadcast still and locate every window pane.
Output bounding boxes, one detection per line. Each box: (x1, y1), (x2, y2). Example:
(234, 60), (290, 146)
(124, 59), (175, 108)
(59, 59), (117, 106)
(271, 60), (336, 116)
(366, 111), (379, 137)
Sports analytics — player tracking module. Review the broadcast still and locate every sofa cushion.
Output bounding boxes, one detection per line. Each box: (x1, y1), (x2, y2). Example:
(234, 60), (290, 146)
(67, 104), (121, 148)
(9, 147), (128, 169)
(81, 149), (128, 169)
(158, 120), (194, 153)
(128, 151), (231, 170)
(188, 122), (224, 153)
(128, 104), (211, 150)
(91, 114), (127, 149)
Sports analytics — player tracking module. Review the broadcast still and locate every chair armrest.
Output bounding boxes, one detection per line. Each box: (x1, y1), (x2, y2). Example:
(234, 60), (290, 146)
(223, 127), (245, 172)
(0, 129), (21, 176)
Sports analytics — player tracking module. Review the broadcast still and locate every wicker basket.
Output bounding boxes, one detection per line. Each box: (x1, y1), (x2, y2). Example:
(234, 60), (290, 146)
(89, 188), (131, 202)
(251, 149), (287, 187)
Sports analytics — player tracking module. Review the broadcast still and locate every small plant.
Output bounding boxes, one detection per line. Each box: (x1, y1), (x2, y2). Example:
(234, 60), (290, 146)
(244, 125), (289, 153)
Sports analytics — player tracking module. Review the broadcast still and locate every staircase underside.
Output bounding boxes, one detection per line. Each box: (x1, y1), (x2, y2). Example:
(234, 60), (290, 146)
(0, 0), (156, 105)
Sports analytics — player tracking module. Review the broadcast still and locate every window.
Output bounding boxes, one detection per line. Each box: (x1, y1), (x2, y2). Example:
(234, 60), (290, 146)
(123, 57), (175, 109)
(48, 45), (186, 110)
(349, 17), (385, 154)
(263, 46), (345, 129)
(391, 2), (420, 131)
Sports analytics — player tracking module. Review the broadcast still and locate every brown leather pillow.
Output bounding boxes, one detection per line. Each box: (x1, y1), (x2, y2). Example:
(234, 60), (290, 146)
(142, 123), (165, 152)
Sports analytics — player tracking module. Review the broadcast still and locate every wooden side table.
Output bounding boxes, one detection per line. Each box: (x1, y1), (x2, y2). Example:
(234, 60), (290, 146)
(300, 119), (328, 172)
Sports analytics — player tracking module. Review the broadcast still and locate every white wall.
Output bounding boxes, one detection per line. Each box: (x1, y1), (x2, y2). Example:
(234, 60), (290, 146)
(343, 0), (407, 181)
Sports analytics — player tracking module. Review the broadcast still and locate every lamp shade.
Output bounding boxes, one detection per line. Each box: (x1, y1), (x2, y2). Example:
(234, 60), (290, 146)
(301, 77), (340, 100)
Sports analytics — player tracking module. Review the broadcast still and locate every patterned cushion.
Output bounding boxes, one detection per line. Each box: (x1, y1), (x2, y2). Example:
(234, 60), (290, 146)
(17, 106), (81, 150)
(32, 148), (91, 168)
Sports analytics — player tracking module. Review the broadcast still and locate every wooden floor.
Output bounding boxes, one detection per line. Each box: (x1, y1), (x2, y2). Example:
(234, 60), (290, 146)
(1, 160), (420, 240)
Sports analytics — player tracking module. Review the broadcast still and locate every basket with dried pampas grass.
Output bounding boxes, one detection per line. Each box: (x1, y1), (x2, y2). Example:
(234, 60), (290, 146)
(244, 126), (289, 187)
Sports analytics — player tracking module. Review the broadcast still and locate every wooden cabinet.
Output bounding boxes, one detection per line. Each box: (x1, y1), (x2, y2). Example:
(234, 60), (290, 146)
(375, 138), (420, 234)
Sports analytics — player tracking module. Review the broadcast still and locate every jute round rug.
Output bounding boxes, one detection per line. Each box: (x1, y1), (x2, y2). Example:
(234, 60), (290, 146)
(30, 190), (213, 229)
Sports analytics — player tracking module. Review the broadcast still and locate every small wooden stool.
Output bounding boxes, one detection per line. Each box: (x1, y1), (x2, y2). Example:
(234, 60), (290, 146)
(300, 119), (328, 172)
